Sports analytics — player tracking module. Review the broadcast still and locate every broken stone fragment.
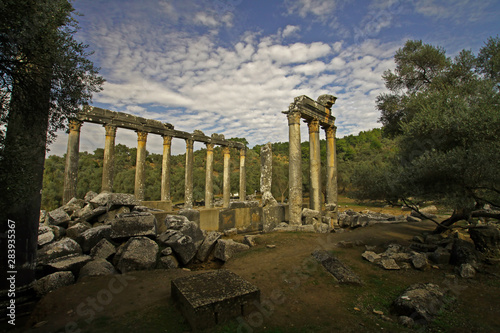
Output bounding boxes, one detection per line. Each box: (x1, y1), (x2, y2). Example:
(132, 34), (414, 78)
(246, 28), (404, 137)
(47, 254), (92, 276)
(379, 258), (400, 270)
(116, 237), (159, 273)
(243, 235), (257, 247)
(79, 259), (117, 280)
(110, 212), (157, 240)
(213, 239), (250, 262)
(32, 271), (75, 297)
(38, 226), (55, 247)
(196, 231), (221, 262)
(90, 238), (116, 261)
(80, 225), (112, 253)
(410, 252), (429, 270)
(312, 250), (363, 285)
(159, 230), (198, 265)
(38, 237), (82, 265)
(362, 251), (381, 263)
(48, 208), (71, 228)
(457, 263), (476, 278)
(66, 222), (91, 241)
(159, 256), (179, 269)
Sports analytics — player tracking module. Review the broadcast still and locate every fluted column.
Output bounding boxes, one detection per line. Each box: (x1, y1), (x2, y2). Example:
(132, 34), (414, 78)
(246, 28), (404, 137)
(287, 111), (302, 225)
(223, 146), (231, 208)
(101, 124), (117, 193)
(184, 138), (194, 208)
(134, 131), (148, 201)
(205, 143), (215, 208)
(324, 126), (337, 206)
(161, 135), (172, 202)
(239, 148), (246, 200)
(63, 119), (82, 203)
(308, 119), (321, 211)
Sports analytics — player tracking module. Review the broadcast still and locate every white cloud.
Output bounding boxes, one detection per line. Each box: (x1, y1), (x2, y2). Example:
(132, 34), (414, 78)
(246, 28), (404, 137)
(415, 0), (496, 22)
(281, 25), (301, 38)
(285, 0), (341, 19)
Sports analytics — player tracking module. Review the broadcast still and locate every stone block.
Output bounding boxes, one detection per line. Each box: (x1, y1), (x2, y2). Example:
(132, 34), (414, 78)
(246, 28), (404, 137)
(79, 259), (117, 279)
(229, 201), (260, 209)
(196, 231), (221, 262)
(263, 205), (285, 233)
(213, 239), (250, 262)
(38, 226), (55, 247)
(80, 225), (112, 253)
(66, 222), (92, 241)
(90, 238), (116, 261)
(179, 209), (201, 226)
(171, 270), (260, 330)
(32, 271), (75, 297)
(159, 256), (179, 269)
(38, 237), (82, 265)
(141, 200), (173, 212)
(235, 207), (251, 230)
(159, 230), (198, 265)
(219, 209), (236, 231)
(116, 236), (159, 273)
(249, 207), (263, 232)
(48, 208), (71, 228)
(200, 209), (220, 231)
(47, 254), (92, 276)
(110, 212), (157, 239)
(312, 250), (363, 285)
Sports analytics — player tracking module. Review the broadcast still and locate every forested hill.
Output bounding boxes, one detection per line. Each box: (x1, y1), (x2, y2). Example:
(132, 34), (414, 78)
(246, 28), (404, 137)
(41, 128), (395, 210)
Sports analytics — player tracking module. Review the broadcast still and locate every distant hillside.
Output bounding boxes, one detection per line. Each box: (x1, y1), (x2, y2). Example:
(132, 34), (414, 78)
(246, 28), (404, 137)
(41, 130), (395, 210)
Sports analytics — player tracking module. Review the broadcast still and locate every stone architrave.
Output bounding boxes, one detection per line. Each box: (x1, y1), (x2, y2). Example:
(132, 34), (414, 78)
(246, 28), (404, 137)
(184, 138), (194, 209)
(101, 124), (117, 193)
(324, 125), (337, 206)
(63, 119), (82, 204)
(222, 146), (231, 208)
(134, 131), (148, 201)
(287, 111), (302, 225)
(239, 148), (246, 200)
(161, 135), (172, 202)
(307, 119), (321, 211)
(205, 143), (215, 208)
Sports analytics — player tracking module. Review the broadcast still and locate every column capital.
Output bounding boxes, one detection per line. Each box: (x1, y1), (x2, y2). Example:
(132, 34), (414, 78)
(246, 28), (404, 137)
(223, 146), (231, 155)
(287, 111), (302, 126)
(162, 135), (172, 146)
(307, 119), (320, 133)
(68, 119), (83, 132)
(323, 125), (336, 139)
(104, 124), (117, 137)
(137, 131), (148, 142)
(206, 143), (215, 151)
(185, 138), (194, 149)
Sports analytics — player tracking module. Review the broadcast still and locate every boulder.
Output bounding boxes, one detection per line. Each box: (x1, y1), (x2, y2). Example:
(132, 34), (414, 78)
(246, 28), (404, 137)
(79, 205), (107, 223)
(38, 237), (82, 265)
(196, 231), (222, 262)
(243, 235), (257, 247)
(159, 256), (179, 269)
(90, 238), (116, 261)
(66, 222), (92, 241)
(110, 212), (157, 239)
(80, 225), (112, 253)
(48, 208), (71, 228)
(450, 239), (481, 268)
(362, 251), (381, 263)
(116, 237), (159, 273)
(161, 247), (173, 256)
(312, 250), (363, 285)
(411, 252), (428, 270)
(97, 206), (130, 224)
(89, 192), (113, 207)
(32, 271), (75, 297)
(158, 230), (197, 265)
(107, 193), (140, 209)
(62, 197), (85, 215)
(79, 259), (117, 279)
(313, 222), (331, 234)
(178, 208), (200, 225)
(392, 283), (451, 324)
(47, 254), (92, 276)
(379, 258), (401, 270)
(49, 225), (66, 239)
(458, 263), (476, 278)
(213, 239), (250, 262)
(84, 191), (98, 202)
(468, 225), (500, 254)
(164, 215), (204, 247)
(38, 226), (55, 247)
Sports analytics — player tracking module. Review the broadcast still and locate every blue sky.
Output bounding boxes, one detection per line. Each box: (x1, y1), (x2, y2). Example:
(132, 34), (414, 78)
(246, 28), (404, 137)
(48, 0), (500, 156)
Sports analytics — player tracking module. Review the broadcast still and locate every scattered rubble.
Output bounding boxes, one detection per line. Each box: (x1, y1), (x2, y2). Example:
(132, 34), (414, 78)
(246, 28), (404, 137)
(312, 250), (363, 285)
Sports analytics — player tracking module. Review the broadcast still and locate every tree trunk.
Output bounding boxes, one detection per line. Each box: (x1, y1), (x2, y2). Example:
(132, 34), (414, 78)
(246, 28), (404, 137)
(433, 209), (470, 234)
(0, 70), (51, 289)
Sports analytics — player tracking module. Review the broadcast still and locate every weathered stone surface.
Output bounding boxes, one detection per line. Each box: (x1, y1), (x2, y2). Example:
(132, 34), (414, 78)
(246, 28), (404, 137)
(458, 263), (476, 278)
(47, 254), (92, 275)
(450, 239), (481, 268)
(84, 191), (98, 202)
(48, 208), (71, 227)
(161, 247), (173, 256)
(62, 197), (86, 215)
(411, 252), (429, 270)
(97, 206), (130, 224)
(243, 235), (257, 247)
(314, 222), (330, 233)
(38, 237), (82, 265)
(49, 225), (66, 239)
(80, 225), (112, 253)
(38, 226), (55, 247)
(196, 231), (221, 262)
(158, 230), (197, 265)
(164, 214), (190, 229)
(165, 215), (204, 246)
(79, 259), (117, 279)
(159, 256), (179, 269)
(116, 237), (159, 273)
(260, 143), (278, 206)
(66, 222), (91, 241)
(108, 193), (140, 208)
(178, 208), (201, 225)
(392, 283), (451, 324)
(110, 212), (157, 239)
(362, 251), (381, 263)
(262, 205), (283, 232)
(90, 238), (116, 260)
(302, 208), (321, 219)
(469, 225), (500, 254)
(379, 258), (401, 270)
(214, 239), (250, 262)
(229, 201), (260, 209)
(312, 250), (363, 285)
(171, 269), (260, 330)
(78, 205), (107, 222)
(32, 271), (75, 297)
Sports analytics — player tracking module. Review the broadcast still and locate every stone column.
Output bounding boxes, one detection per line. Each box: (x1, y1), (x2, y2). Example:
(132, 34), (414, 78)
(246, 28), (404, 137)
(134, 131), (148, 201)
(161, 135), (172, 202)
(63, 119), (82, 203)
(101, 124), (117, 193)
(184, 138), (194, 209)
(287, 111), (302, 225)
(205, 143), (215, 208)
(324, 126), (337, 206)
(222, 146), (231, 208)
(308, 119), (321, 211)
(239, 148), (246, 201)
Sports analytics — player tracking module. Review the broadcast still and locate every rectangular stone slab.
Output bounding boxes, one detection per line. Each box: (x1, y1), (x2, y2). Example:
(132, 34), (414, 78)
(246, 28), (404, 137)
(171, 270), (260, 330)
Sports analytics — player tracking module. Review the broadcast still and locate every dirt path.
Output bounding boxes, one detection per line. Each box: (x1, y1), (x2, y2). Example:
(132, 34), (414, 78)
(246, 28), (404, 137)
(5, 220), (500, 333)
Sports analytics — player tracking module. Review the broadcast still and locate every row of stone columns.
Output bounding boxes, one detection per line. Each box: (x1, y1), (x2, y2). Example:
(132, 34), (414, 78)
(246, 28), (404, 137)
(63, 121), (247, 208)
(287, 112), (337, 225)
